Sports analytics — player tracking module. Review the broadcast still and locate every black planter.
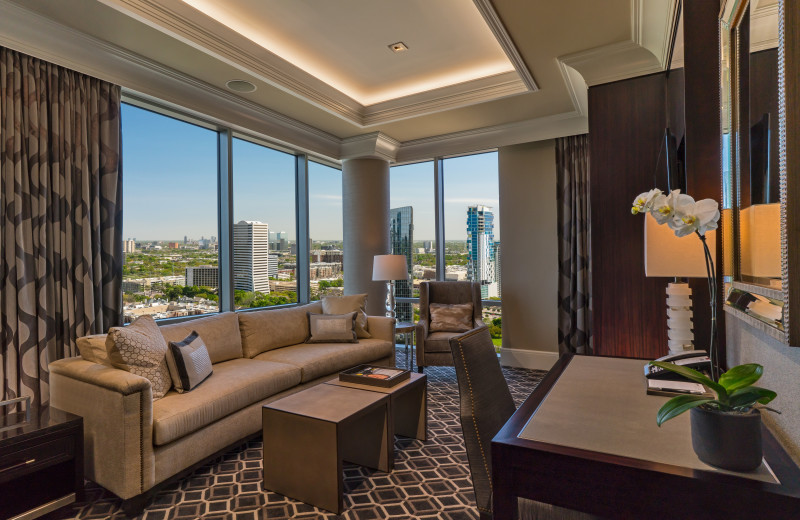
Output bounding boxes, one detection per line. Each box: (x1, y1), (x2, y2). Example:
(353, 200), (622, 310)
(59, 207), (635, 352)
(690, 406), (762, 471)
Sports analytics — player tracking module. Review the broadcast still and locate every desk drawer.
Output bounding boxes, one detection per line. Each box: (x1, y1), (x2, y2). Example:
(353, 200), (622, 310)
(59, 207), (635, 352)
(0, 436), (74, 484)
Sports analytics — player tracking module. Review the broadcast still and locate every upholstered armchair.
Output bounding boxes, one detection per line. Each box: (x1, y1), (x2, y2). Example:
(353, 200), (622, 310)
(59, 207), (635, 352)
(415, 281), (484, 372)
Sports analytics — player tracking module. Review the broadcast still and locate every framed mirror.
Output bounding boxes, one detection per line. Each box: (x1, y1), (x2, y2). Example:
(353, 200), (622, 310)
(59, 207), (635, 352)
(720, 0), (798, 344)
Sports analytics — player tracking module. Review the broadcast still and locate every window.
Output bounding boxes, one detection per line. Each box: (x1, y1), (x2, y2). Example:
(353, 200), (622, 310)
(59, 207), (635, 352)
(232, 138), (297, 309)
(121, 103), (219, 322)
(443, 152), (501, 345)
(390, 161), (436, 322)
(308, 161), (344, 301)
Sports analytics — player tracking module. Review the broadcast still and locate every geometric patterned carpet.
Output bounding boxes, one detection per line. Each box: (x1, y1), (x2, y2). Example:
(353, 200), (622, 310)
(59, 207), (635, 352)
(47, 349), (547, 520)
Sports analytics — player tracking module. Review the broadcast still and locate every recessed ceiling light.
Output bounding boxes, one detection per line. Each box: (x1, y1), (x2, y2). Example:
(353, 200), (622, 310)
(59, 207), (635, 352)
(388, 42), (408, 53)
(225, 79), (257, 93)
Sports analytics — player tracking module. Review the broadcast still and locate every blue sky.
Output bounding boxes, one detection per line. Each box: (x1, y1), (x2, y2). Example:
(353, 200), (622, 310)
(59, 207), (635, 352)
(122, 104), (499, 242)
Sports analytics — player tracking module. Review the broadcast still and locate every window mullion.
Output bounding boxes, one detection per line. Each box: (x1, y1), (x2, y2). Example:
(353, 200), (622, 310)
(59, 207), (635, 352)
(218, 129), (234, 312)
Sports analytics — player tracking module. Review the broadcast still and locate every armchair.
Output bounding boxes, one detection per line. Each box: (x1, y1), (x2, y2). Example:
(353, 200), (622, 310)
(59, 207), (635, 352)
(415, 281), (484, 372)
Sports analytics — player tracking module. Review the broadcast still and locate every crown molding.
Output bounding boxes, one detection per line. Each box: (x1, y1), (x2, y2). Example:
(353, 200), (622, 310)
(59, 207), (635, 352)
(96, 0), (535, 127)
(396, 111), (588, 164)
(472, 0), (538, 91)
(340, 132), (401, 162)
(750, 3), (779, 52)
(0, 0), (341, 157)
(558, 40), (663, 87)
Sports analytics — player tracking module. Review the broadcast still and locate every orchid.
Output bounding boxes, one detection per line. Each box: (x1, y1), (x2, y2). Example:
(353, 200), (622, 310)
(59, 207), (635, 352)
(650, 190), (681, 225)
(631, 188), (663, 215)
(668, 195), (720, 237)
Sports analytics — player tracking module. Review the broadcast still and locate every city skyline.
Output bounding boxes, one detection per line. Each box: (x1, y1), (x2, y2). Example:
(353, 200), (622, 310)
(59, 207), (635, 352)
(122, 104), (500, 241)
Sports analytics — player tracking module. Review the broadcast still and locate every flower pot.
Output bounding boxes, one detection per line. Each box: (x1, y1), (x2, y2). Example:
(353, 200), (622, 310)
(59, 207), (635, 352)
(690, 406), (762, 471)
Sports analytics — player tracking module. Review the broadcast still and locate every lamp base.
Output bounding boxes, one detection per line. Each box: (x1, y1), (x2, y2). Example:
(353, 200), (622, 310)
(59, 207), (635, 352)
(384, 281), (396, 320)
(666, 282), (694, 355)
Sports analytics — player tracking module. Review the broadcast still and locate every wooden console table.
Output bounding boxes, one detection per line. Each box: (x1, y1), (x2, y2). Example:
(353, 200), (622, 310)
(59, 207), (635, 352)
(492, 354), (800, 519)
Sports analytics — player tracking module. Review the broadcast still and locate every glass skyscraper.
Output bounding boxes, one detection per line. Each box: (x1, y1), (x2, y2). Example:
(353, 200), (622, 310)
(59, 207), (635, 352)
(466, 205), (495, 298)
(390, 206), (414, 322)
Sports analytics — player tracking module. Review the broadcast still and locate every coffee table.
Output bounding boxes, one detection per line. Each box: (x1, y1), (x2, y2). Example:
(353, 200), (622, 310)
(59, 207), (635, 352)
(262, 384), (391, 514)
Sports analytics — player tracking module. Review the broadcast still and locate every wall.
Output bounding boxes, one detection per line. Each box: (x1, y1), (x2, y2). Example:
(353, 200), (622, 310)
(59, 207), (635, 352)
(726, 316), (800, 463)
(497, 140), (560, 370)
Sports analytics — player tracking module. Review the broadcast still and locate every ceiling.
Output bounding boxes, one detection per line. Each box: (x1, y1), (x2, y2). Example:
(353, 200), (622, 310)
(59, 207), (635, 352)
(0, 0), (682, 162)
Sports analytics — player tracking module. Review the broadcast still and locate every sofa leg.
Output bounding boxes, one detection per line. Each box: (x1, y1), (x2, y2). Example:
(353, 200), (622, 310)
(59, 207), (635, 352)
(417, 366), (424, 374)
(121, 492), (153, 516)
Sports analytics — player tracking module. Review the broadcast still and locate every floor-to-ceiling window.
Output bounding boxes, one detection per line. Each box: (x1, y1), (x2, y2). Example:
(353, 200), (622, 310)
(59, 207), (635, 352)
(232, 138), (298, 309)
(308, 161), (344, 301)
(121, 103), (219, 322)
(389, 161), (436, 323)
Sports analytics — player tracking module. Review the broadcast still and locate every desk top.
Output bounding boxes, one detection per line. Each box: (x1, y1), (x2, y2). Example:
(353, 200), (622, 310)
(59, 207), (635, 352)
(518, 355), (778, 483)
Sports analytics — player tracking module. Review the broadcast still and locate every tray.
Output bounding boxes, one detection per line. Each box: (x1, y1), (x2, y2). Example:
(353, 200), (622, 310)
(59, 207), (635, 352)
(339, 365), (411, 387)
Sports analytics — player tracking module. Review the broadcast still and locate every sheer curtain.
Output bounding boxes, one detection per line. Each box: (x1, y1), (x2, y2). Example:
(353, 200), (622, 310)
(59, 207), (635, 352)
(0, 47), (123, 407)
(556, 134), (592, 355)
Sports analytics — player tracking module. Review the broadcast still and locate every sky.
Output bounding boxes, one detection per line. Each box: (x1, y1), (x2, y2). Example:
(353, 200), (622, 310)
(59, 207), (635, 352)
(122, 103), (499, 242)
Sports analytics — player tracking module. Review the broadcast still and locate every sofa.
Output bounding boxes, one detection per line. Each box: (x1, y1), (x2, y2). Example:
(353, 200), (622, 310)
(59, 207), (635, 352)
(48, 301), (395, 506)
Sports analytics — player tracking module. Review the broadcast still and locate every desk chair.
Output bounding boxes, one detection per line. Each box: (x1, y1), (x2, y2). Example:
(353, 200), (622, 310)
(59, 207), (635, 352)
(449, 328), (601, 520)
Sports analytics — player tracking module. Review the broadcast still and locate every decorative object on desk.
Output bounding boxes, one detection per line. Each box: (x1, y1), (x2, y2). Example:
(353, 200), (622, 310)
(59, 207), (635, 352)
(632, 189), (721, 378)
(650, 361), (778, 471)
(372, 254), (410, 320)
(339, 364), (410, 387)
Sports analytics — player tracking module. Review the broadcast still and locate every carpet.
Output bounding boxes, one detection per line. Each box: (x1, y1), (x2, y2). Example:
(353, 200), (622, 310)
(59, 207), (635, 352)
(51, 349), (547, 520)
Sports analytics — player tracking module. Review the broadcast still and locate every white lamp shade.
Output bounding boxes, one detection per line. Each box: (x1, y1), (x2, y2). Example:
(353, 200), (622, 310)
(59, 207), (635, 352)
(644, 213), (717, 278)
(740, 203), (781, 278)
(372, 255), (410, 281)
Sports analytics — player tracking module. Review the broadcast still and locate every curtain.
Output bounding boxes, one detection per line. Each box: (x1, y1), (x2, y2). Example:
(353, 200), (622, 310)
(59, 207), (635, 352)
(556, 134), (592, 355)
(1, 47), (123, 407)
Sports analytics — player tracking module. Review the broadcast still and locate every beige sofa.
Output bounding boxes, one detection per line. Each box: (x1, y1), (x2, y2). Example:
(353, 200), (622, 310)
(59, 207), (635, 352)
(49, 301), (395, 506)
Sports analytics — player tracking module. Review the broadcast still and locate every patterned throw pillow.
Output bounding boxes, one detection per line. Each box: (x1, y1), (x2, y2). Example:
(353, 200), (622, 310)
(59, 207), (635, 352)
(306, 312), (358, 343)
(106, 315), (172, 399)
(429, 302), (474, 333)
(165, 331), (213, 393)
(321, 294), (371, 338)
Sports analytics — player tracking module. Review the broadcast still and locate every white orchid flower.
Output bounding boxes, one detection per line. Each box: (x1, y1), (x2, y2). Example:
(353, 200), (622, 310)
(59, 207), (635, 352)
(668, 195), (720, 237)
(631, 188), (663, 215)
(651, 190), (680, 225)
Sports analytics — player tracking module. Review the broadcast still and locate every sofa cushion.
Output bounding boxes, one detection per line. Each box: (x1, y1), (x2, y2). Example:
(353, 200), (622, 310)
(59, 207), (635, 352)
(307, 312), (358, 343)
(165, 331), (213, 393)
(322, 294), (371, 338)
(106, 315), (172, 399)
(152, 358), (301, 445)
(425, 331), (463, 353)
(77, 334), (112, 365)
(238, 302), (322, 358)
(429, 302), (473, 332)
(254, 339), (394, 382)
(159, 312), (243, 364)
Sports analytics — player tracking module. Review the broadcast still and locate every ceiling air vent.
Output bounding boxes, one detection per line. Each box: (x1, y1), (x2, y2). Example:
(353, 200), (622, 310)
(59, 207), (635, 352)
(225, 79), (257, 93)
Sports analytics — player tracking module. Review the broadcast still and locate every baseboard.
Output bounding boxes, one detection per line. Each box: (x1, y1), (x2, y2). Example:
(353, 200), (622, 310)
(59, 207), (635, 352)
(499, 348), (559, 371)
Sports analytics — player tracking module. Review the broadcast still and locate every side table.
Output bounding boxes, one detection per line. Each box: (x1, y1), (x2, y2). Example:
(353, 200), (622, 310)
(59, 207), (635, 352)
(395, 321), (416, 369)
(0, 398), (83, 519)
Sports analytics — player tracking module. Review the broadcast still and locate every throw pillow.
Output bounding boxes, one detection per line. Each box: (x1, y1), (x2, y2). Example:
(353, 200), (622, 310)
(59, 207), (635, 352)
(77, 334), (112, 365)
(306, 312), (358, 343)
(321, 294), (371, 338)
(105, 315), (172, 399)
(165, 331), (213, 393)
(429, 302), (474, 333)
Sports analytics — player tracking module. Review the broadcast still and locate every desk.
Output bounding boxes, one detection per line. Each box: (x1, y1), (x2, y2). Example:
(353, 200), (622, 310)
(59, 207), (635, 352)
(491, 354), (800, 520)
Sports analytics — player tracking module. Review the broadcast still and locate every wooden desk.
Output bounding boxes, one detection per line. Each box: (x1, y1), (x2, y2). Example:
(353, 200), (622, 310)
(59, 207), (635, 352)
(491, 354), (800, 520)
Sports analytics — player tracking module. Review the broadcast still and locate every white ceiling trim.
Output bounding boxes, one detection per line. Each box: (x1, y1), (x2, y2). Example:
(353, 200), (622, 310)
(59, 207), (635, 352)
(751, 3), (780, 52)
(95, 0), (536, 127)
(472, 0), (538, 91)
(340, 132), (401, 162)
(558, 40), (663, 87)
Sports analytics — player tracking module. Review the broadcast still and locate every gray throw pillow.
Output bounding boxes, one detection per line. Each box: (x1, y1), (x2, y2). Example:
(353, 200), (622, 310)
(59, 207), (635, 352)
(106, 315), (172, 399)
(306, 312), (358, 343)
(321, 294), (371, 338)
(429, 302), (474, 333)
(165, 331), (213, 393)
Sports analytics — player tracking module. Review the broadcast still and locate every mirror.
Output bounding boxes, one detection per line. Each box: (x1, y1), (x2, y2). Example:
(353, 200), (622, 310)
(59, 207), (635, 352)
(720, 0), (788, 342)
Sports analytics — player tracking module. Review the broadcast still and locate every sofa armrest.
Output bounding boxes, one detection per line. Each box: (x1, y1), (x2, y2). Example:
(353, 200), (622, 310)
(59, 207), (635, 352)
(49, 357), (155, 500)
(366, 316), (395, 343)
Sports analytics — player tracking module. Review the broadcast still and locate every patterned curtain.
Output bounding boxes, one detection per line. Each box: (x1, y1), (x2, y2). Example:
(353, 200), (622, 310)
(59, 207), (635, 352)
(0, 47), (123, 407)
(556, 134), (592, 355)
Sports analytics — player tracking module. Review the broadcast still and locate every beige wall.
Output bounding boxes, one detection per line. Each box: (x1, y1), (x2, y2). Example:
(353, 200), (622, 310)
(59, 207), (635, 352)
(497, 140), (560, 370)
(726, 315), (800, 463)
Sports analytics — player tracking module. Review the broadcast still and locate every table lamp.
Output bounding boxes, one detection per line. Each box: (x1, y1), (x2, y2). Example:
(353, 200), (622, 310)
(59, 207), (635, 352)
(372, 254), (410, 320)
(740, 203), (780, 279)
(644, 213), (717, 354)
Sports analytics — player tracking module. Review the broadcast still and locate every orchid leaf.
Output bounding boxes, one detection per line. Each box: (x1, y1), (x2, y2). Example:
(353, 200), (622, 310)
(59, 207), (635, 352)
(648, 361), (726, 398)
(656, 395), (715, 426)
(728, 387), (777, 408)
(719, 363), (763, 393)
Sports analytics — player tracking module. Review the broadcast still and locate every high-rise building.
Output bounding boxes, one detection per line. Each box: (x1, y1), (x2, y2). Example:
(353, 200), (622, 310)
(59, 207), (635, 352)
(423, 240), (433, 253)
(268, 255), (279, 279)
(390, 206), (414, 322)
(233, 220), (270, 294)
(493, 241), (501, 298)
(186, 266), (219, 288)
(124, 239), (136, 253)
(466, 205), (495, 299)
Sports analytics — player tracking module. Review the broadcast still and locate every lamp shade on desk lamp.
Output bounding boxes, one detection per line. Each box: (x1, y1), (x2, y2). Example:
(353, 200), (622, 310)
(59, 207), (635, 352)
(644, 213), (717, 354)
(740, 203), (780, 279)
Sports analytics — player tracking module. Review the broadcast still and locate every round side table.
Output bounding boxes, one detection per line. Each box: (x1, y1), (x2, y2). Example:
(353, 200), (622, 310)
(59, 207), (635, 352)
(395, 321), (416, 370)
